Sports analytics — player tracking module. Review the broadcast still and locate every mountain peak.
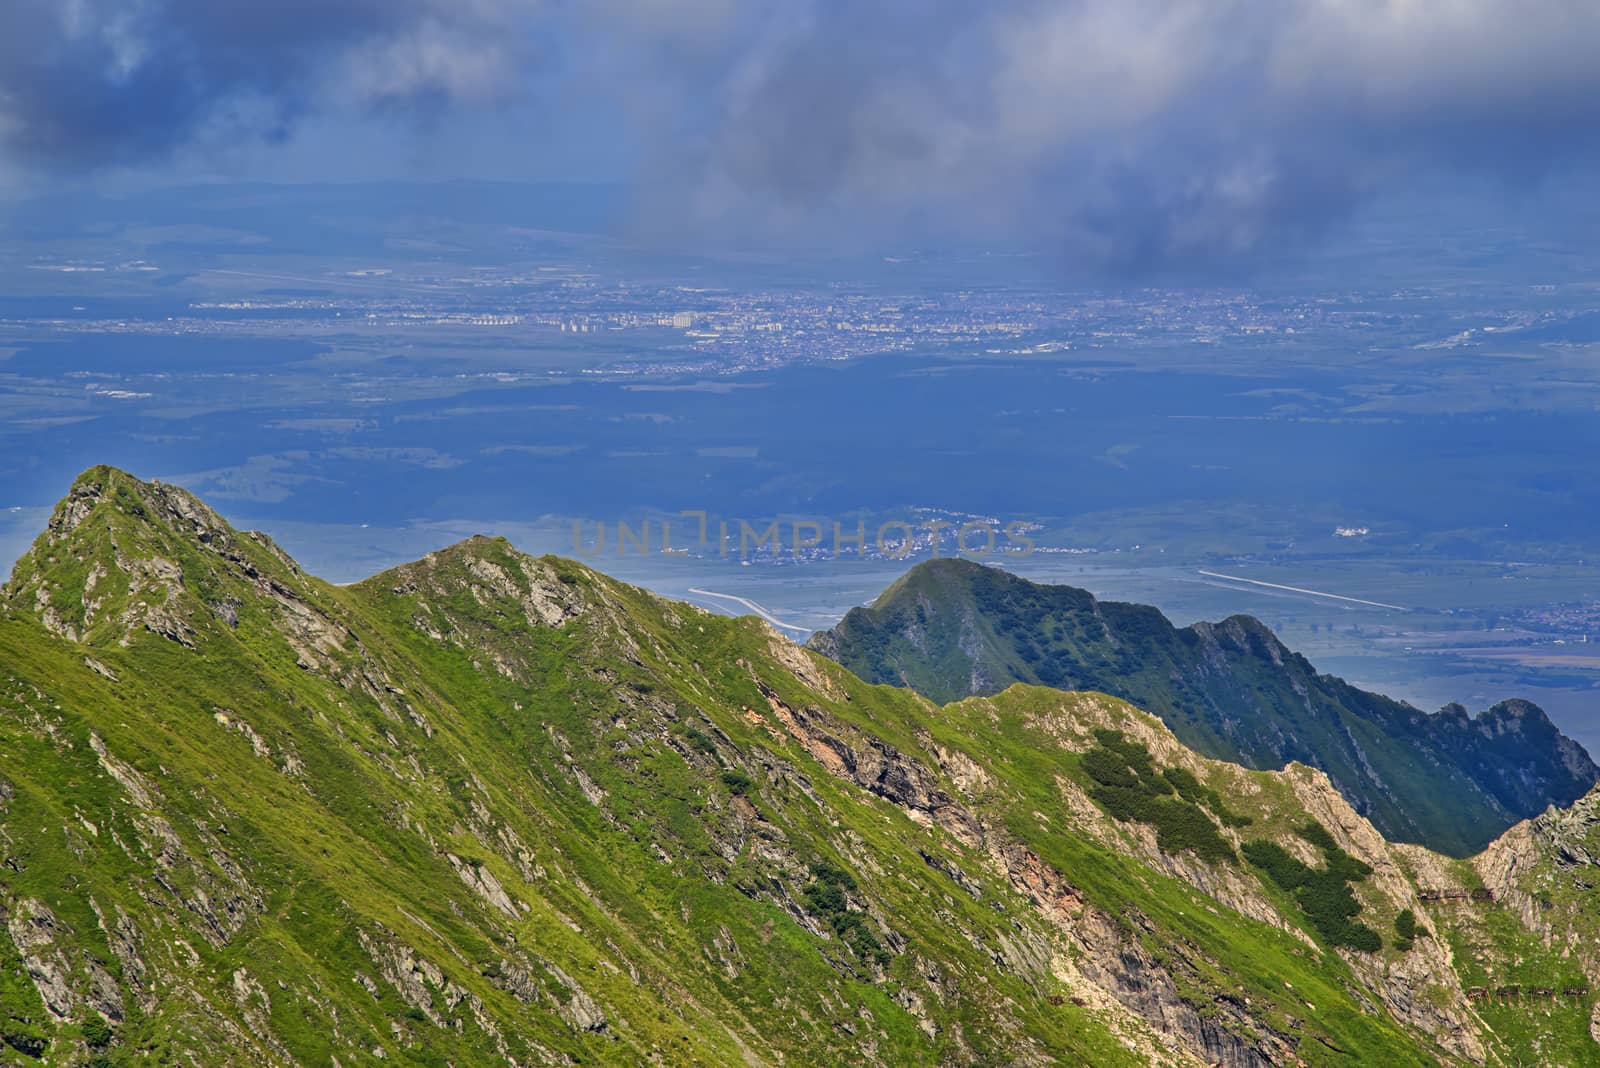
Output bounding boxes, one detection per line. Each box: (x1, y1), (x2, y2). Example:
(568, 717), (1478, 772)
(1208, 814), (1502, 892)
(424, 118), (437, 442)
(902, 556), (989, 578)
(5, 466), (309, 647)
(896, 556), (1029, 588)
(879, 556), (1100, 613)
(26, 465), (237, 556)
(356, 533), (594, 634)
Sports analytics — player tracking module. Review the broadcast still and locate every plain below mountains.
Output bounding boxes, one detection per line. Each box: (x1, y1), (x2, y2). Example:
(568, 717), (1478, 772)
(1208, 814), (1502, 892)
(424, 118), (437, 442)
(807, 558), (1597, 857)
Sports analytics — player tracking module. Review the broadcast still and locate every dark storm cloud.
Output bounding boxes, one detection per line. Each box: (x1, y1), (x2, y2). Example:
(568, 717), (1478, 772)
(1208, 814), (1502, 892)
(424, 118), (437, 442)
(7, 0), (1600, 268)
(610, 0), (1600, 267)
(0, 0), (540, 166)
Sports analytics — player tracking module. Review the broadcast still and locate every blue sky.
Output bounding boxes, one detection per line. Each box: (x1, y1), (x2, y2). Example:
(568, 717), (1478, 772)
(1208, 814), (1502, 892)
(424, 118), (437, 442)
(6, 1), (1600, 272)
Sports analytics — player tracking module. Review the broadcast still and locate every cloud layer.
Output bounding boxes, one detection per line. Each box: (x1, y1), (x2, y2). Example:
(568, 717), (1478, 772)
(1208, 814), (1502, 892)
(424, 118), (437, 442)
(6, 0), (1600, 268)
(0, 0), (541, 165)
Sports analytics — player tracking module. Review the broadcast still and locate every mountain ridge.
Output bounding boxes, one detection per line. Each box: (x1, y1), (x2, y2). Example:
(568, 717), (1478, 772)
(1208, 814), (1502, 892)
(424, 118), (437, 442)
(2, 467), (1600, 1064)
(805, 557), (1597, 856)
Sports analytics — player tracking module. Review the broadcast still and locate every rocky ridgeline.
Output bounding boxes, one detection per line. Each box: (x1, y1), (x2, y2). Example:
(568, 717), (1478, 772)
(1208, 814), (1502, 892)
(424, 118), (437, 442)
(0, 467), (1596, 1066)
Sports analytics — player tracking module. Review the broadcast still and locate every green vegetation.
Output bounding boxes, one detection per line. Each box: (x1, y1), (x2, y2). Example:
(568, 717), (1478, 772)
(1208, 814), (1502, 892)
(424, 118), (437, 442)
(801, 862), (890, 968)
(810, 557), (1597, 856)
(82, 1014), (114, 1049)
(0, 467), (1594, 1066)
(1439, 881), (1599, 1066)
(1242, 824), (1381, 952)
(0, 467), (1154, 1066)
(1080, 729), (1235, 864)
(1393, 908), (1418, 952)
(1159, 765), (1253, 828)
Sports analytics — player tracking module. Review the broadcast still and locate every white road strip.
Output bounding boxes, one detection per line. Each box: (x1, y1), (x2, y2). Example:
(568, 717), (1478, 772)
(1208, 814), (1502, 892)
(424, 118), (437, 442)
(686, 588), (812, 634)
(1195, 570), (1410, 612)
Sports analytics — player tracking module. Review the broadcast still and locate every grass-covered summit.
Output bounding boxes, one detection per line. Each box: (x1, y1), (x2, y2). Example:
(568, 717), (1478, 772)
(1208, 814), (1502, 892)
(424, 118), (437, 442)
(2, 468), (1599, 1066)
(806, 557), (1597, 856)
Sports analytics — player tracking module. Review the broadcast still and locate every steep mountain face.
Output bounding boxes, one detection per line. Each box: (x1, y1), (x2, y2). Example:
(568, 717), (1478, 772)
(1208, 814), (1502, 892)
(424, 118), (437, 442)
(1, 468), (1599, 1066)
(806, 558), (1598, 857)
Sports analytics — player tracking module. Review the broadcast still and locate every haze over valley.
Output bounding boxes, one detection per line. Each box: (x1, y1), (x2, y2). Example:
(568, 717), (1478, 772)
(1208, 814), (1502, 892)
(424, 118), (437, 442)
(5, 182), (1600, 751)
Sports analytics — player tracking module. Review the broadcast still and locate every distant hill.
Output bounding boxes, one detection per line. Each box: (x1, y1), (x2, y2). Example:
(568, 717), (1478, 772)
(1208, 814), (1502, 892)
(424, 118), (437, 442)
(807, 558), (1597, 856)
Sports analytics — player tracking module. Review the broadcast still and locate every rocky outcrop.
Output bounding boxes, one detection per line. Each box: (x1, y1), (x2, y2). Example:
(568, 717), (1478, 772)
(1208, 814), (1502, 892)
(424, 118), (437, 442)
(379, 538), (587, 632)
(1065, 906), (1288, 1068)
(1476, 784), (1600, 960)
(754, 675), (1342, 1067)
(754, 681), (984, 848)
(7, 898), (82, 1020)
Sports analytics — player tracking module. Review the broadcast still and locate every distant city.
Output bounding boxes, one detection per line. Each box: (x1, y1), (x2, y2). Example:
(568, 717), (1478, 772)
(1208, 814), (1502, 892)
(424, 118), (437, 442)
(16, 252), (1594, 382)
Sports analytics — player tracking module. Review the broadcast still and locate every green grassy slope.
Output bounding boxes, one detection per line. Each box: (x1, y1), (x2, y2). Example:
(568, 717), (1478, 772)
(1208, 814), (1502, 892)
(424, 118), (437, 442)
(0, 468), (1594, 1066)
(807, 558), (1596, 856)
